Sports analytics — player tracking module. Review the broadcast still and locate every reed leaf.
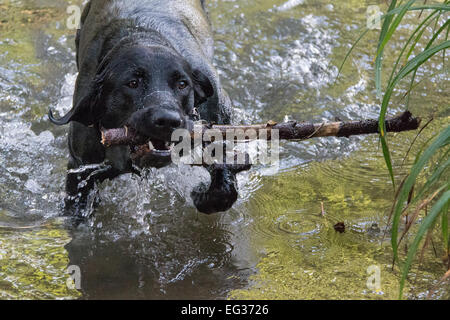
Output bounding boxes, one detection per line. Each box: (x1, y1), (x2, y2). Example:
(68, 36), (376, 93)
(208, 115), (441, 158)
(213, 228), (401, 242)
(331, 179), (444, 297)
(442, 195), (449, 252)
(399, 189), (450, 299)
(391, 126), (450, 265)
(375, 0), (399, 100)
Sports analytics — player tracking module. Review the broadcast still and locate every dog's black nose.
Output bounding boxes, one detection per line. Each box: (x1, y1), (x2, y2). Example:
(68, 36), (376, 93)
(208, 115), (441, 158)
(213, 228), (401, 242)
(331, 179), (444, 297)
(152, 110), (183, 130)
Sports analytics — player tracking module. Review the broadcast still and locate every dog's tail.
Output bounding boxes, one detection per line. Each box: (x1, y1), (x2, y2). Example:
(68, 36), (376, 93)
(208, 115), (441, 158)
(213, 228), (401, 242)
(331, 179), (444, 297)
(48, 108), (74, 126)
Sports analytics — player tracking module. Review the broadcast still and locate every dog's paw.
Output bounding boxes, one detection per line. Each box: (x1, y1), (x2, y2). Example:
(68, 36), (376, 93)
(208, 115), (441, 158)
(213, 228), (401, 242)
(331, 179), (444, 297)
(191, 181), (238, 214)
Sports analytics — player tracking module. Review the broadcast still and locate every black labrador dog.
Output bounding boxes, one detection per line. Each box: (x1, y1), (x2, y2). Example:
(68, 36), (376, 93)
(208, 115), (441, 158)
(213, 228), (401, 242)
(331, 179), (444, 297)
(49, 0), (246, 216)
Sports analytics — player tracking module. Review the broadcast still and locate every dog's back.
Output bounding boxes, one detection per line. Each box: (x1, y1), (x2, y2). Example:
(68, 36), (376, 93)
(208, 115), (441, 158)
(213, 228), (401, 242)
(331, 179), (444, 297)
(75, 0), (230, 124)
(77, 1), (211, 71)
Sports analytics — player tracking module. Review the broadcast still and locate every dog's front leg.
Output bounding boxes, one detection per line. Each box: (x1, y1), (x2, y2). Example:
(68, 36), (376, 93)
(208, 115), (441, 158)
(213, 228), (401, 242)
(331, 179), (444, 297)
(191, 166), (240, 214)
(64, 157), (124, 217)
(64, 122), (134, 217)
(191, 148), (251, 214)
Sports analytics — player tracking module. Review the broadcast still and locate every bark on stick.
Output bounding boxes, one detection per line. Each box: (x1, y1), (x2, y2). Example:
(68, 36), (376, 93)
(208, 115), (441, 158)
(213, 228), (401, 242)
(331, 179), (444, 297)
(101, 111), (421, 147)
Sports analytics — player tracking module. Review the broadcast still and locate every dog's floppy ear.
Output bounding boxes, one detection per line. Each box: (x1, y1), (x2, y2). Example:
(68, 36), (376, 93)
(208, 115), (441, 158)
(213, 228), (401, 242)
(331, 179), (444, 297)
(48, 77), (105, 127)
(192, 69), (214, 106)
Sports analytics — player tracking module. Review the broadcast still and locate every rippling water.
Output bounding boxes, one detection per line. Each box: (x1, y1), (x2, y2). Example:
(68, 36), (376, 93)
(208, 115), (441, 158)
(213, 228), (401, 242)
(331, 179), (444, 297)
(0, 0), (448, 299)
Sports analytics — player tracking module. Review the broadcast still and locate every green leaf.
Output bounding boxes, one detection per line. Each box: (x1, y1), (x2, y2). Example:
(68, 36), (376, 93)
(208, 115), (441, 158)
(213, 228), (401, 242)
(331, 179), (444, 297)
(444, 23), (449, 67)
(380, 135), (396, 188)
(391, 126), (450, 264)
(336, 1), (449, 83)
(378, 42), (450, 193)
(335, 28), (370, 81)
(375, 0), (399, 100)
(413, 149), (450, 202)
(376, 0), (416, 61)
(399, 189), (450, 299)
(387, 4), (450, 16)
(442, 194), (449, 252)
(405, 18), (450, 109)
(387, 9), (440, 87)
(380, 41), (450, 136)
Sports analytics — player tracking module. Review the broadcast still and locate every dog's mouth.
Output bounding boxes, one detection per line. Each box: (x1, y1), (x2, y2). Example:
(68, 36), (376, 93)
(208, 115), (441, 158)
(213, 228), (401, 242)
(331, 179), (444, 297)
(129, 137), (174, 169)
(101, 125), (184, 168)
(148, 139), (174, 152)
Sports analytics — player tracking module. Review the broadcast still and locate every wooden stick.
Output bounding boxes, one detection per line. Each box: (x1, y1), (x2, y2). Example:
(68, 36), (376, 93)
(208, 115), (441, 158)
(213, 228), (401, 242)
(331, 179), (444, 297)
(101, 111), (421, 147)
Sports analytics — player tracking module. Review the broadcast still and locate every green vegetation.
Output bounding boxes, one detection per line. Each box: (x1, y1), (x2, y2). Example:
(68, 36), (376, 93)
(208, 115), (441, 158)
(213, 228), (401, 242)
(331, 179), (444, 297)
(340, 0), (449, 299)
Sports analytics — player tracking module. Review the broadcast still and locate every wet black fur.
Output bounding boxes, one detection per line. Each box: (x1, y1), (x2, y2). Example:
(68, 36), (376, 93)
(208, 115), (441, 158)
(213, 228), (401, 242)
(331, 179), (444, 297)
(49, 0), (246, 216)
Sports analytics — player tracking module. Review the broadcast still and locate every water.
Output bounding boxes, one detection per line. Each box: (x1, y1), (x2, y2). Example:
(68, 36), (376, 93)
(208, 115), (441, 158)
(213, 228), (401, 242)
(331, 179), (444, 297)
(0, 0), (449, 299)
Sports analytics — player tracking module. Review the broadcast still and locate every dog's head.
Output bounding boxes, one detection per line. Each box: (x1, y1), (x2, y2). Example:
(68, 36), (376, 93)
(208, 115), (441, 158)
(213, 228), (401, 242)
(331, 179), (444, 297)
(50, 45), (213, 150)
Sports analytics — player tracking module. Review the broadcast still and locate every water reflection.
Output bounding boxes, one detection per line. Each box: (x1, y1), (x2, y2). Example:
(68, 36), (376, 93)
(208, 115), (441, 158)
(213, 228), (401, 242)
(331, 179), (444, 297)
(65, 209), (246, 299)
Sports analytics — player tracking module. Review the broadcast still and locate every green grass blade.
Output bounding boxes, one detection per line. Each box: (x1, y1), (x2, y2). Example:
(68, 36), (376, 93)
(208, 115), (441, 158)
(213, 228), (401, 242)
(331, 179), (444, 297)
(405, 17), (450, 109)
(413, 131), (441, 165)
(375, 0), (399, 100)
(403, 11), (442, 64)
(335, 28), (370, 81)
(378, 42), (450, 193)
(387, 4), (450, 16)
(391, 125), (450, 264)
(336, 1), (449, 82)
(413, 151), (450, 202)
(405, 68), (418, 110)
(411, 17), (450, 65)
(442, 193), (449, 252)
(379, 41), (450, 136)
(376, 0), (416, 60)
(399, 189), (450, 299)
(381, 135), (396, 187)
(387, 9), (440, 86)
(444, 24), (449, 67)
(426, 18), (450, 49)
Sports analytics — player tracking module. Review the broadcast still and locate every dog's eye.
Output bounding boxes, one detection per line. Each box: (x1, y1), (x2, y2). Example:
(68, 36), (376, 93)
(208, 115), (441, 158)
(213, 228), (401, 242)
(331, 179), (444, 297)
(178, 80), (188, 90)
(127, 80), (139, 89)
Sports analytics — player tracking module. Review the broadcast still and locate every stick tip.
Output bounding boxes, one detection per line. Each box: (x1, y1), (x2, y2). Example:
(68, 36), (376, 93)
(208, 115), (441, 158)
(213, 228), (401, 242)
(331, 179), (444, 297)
(101, 131), (108, 147)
